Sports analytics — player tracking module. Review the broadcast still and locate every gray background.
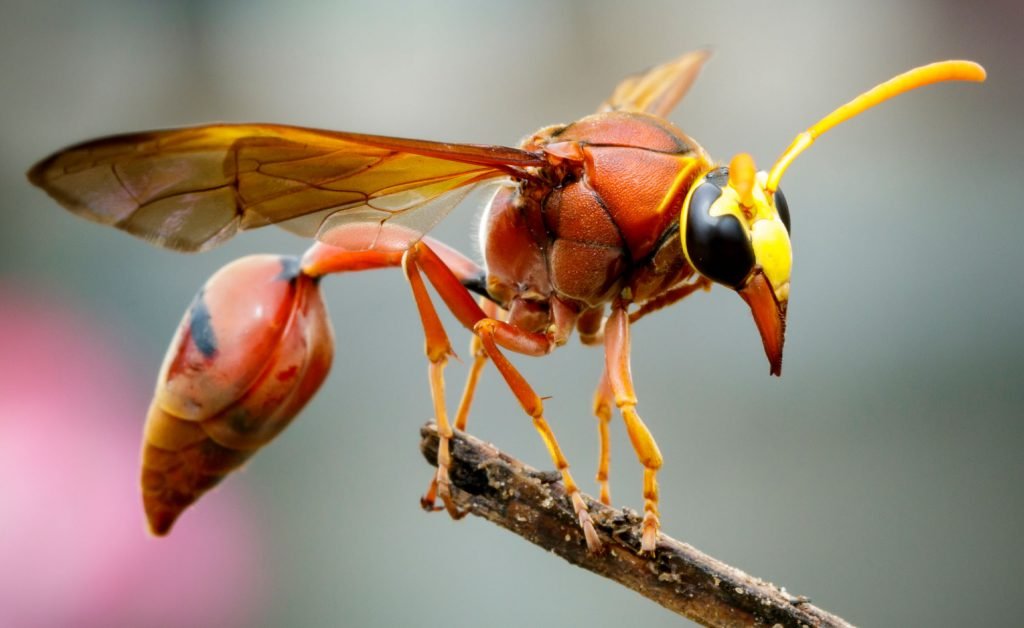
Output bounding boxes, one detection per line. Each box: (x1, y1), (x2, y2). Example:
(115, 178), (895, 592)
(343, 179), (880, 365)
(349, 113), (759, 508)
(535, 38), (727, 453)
(2, 1), (1022, 626)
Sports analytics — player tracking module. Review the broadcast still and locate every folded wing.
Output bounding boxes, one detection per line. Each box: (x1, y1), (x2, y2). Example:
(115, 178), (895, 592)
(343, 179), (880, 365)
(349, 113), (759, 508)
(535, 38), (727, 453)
(600, 49), (712, 118)
(29, 124), (545, 252)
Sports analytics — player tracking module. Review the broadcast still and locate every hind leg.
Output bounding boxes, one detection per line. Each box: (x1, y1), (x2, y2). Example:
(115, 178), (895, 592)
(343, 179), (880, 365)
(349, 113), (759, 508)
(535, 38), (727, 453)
(421, 297), (497, 511)
(404, 242), (601, 551)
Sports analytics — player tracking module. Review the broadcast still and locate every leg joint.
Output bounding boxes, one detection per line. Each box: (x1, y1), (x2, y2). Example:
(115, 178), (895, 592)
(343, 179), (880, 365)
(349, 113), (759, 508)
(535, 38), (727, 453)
(473, 318), (496, 337)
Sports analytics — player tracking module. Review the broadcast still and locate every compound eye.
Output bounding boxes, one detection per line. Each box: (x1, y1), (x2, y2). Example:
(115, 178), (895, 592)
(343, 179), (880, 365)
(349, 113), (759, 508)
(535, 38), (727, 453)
(683, 168), (755, 289)
(774, 187), (791, 233)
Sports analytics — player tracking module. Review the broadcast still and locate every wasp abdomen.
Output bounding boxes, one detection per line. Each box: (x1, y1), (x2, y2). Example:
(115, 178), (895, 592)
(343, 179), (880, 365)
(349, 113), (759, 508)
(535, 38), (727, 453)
(141, 255), (334, 535)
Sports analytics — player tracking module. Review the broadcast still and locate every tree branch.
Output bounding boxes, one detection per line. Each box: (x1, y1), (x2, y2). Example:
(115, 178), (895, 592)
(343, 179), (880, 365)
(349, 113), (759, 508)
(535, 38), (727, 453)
(419, 422), (854, 628)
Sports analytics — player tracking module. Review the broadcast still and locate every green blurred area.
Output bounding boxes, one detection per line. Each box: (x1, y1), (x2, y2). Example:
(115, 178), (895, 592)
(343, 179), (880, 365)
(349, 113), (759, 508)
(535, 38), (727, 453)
(2, 1), (1022, 626)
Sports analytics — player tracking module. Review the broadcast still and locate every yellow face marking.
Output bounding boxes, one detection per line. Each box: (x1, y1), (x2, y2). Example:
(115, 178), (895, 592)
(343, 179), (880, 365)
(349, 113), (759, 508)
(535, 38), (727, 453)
(709, 171), (792, 300)
(751, 218), (791, 298)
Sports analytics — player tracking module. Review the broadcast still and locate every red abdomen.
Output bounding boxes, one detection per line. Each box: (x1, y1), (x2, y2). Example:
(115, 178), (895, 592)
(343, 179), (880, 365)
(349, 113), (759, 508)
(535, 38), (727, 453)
(482, 112), (711, 311)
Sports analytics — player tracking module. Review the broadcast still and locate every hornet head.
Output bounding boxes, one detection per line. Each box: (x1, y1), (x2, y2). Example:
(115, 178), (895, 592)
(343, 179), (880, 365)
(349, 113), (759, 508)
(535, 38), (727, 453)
(679, 60), (986, 376)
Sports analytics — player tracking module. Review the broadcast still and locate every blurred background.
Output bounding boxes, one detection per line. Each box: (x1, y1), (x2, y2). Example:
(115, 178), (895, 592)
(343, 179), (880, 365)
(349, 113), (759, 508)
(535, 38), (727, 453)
(1, 1), (1021, 626)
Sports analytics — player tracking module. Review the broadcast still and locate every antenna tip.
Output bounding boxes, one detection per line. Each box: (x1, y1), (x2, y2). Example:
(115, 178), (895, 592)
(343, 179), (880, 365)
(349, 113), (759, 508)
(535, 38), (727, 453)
(966, 61), (987, 82)
(936, 59), (987, 83)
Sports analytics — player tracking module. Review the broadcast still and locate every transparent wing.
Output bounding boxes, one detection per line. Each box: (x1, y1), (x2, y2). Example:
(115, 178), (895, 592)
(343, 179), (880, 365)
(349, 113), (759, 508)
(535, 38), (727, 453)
(600, 49), (712, 118)
(29, 124), (545, 252)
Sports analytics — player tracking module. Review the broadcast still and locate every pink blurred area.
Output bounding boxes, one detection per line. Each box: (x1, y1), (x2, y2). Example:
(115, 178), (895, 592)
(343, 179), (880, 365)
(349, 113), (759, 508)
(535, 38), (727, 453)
(0, 282), (267, 628)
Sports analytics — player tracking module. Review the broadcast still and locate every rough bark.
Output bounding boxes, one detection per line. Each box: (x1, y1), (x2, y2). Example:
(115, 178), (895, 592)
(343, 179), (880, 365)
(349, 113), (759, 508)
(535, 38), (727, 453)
(419, 422), (854, 628)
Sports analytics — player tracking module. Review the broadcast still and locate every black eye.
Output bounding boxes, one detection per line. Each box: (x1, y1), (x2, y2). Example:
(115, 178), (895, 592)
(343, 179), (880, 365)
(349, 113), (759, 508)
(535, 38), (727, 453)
(774, 187), (791, 233)
(684, 171), (755, 289)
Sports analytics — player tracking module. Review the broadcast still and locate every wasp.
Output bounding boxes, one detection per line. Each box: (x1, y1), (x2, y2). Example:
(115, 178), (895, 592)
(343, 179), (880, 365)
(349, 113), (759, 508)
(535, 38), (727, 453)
(29, 51), (984, 553)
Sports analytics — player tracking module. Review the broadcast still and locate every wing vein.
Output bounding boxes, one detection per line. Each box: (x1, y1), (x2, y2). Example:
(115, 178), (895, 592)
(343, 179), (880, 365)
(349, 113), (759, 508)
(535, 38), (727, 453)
(30, 123), (538, 252)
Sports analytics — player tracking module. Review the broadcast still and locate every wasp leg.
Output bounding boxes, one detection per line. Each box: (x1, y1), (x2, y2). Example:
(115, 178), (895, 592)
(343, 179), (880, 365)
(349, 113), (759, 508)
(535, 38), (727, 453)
(606, 305), (664, 554)
(421, 297), (496, 508)
(576, 306), (606, 347)
(404, 241), (507, 517)
(453, 297), (499, 431)
(303, 239), (492, 519)
(579, 306), (613, 504)
(592, 368), (614, 506)
(402, 250), (467, 519)
(474, 318), (603, 553)
(407, 242), (600, 551)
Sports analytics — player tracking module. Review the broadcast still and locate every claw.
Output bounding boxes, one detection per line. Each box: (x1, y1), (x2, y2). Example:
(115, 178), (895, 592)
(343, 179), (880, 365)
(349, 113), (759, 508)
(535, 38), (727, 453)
(639, 512), (659, 554)
(421, 469), (467, 518)
(571, 492), (604, 553)
(419, 499), (444, 513)
(420, 470), (441, 511)
(436, 468), (469, 520)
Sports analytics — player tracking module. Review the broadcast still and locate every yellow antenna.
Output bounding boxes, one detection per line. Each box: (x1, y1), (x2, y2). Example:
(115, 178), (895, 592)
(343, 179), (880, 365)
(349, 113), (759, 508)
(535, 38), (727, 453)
(766, 60), (986, 193)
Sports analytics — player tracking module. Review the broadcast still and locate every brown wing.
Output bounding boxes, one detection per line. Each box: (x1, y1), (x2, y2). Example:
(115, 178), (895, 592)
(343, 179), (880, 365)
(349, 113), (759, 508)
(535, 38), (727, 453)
(600, 49), (712, 118)
(28, 124), (545, 252)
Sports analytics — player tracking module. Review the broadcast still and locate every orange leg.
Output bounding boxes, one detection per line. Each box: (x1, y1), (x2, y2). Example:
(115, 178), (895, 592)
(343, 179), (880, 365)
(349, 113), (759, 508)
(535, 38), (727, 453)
(474, 319), (602, 552)
(452, 338), (486, 431)
(402, 250), (467, 519)
(301, 239), (495, 520)
(592, 368), (614, 506)
(453, 297), (499, 431)
(605, 305), (663, 554)
(420, 297), (495, 508)
(405, 242), (602, 549)
(404, 242), (601, 551)
(403, 242), (495, 517)
(577, 306), (606, 347)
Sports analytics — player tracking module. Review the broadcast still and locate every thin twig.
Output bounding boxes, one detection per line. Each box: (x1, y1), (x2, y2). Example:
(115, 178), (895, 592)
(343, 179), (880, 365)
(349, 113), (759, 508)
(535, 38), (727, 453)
(419, 422), (854, 628)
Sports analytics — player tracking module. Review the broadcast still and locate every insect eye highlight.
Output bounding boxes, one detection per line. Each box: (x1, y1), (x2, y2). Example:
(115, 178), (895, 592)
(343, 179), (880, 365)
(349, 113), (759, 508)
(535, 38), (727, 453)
(774, 187), (791, 233)
(682, 170), (756, 289)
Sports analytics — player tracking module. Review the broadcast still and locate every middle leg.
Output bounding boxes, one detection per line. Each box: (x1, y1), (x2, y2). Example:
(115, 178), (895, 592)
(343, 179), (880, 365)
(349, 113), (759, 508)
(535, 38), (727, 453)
(592, 368), (614, 506)
(453, 297), (499, 431)
(605, 304), (664, 554)
(474, 318), (603, 552)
